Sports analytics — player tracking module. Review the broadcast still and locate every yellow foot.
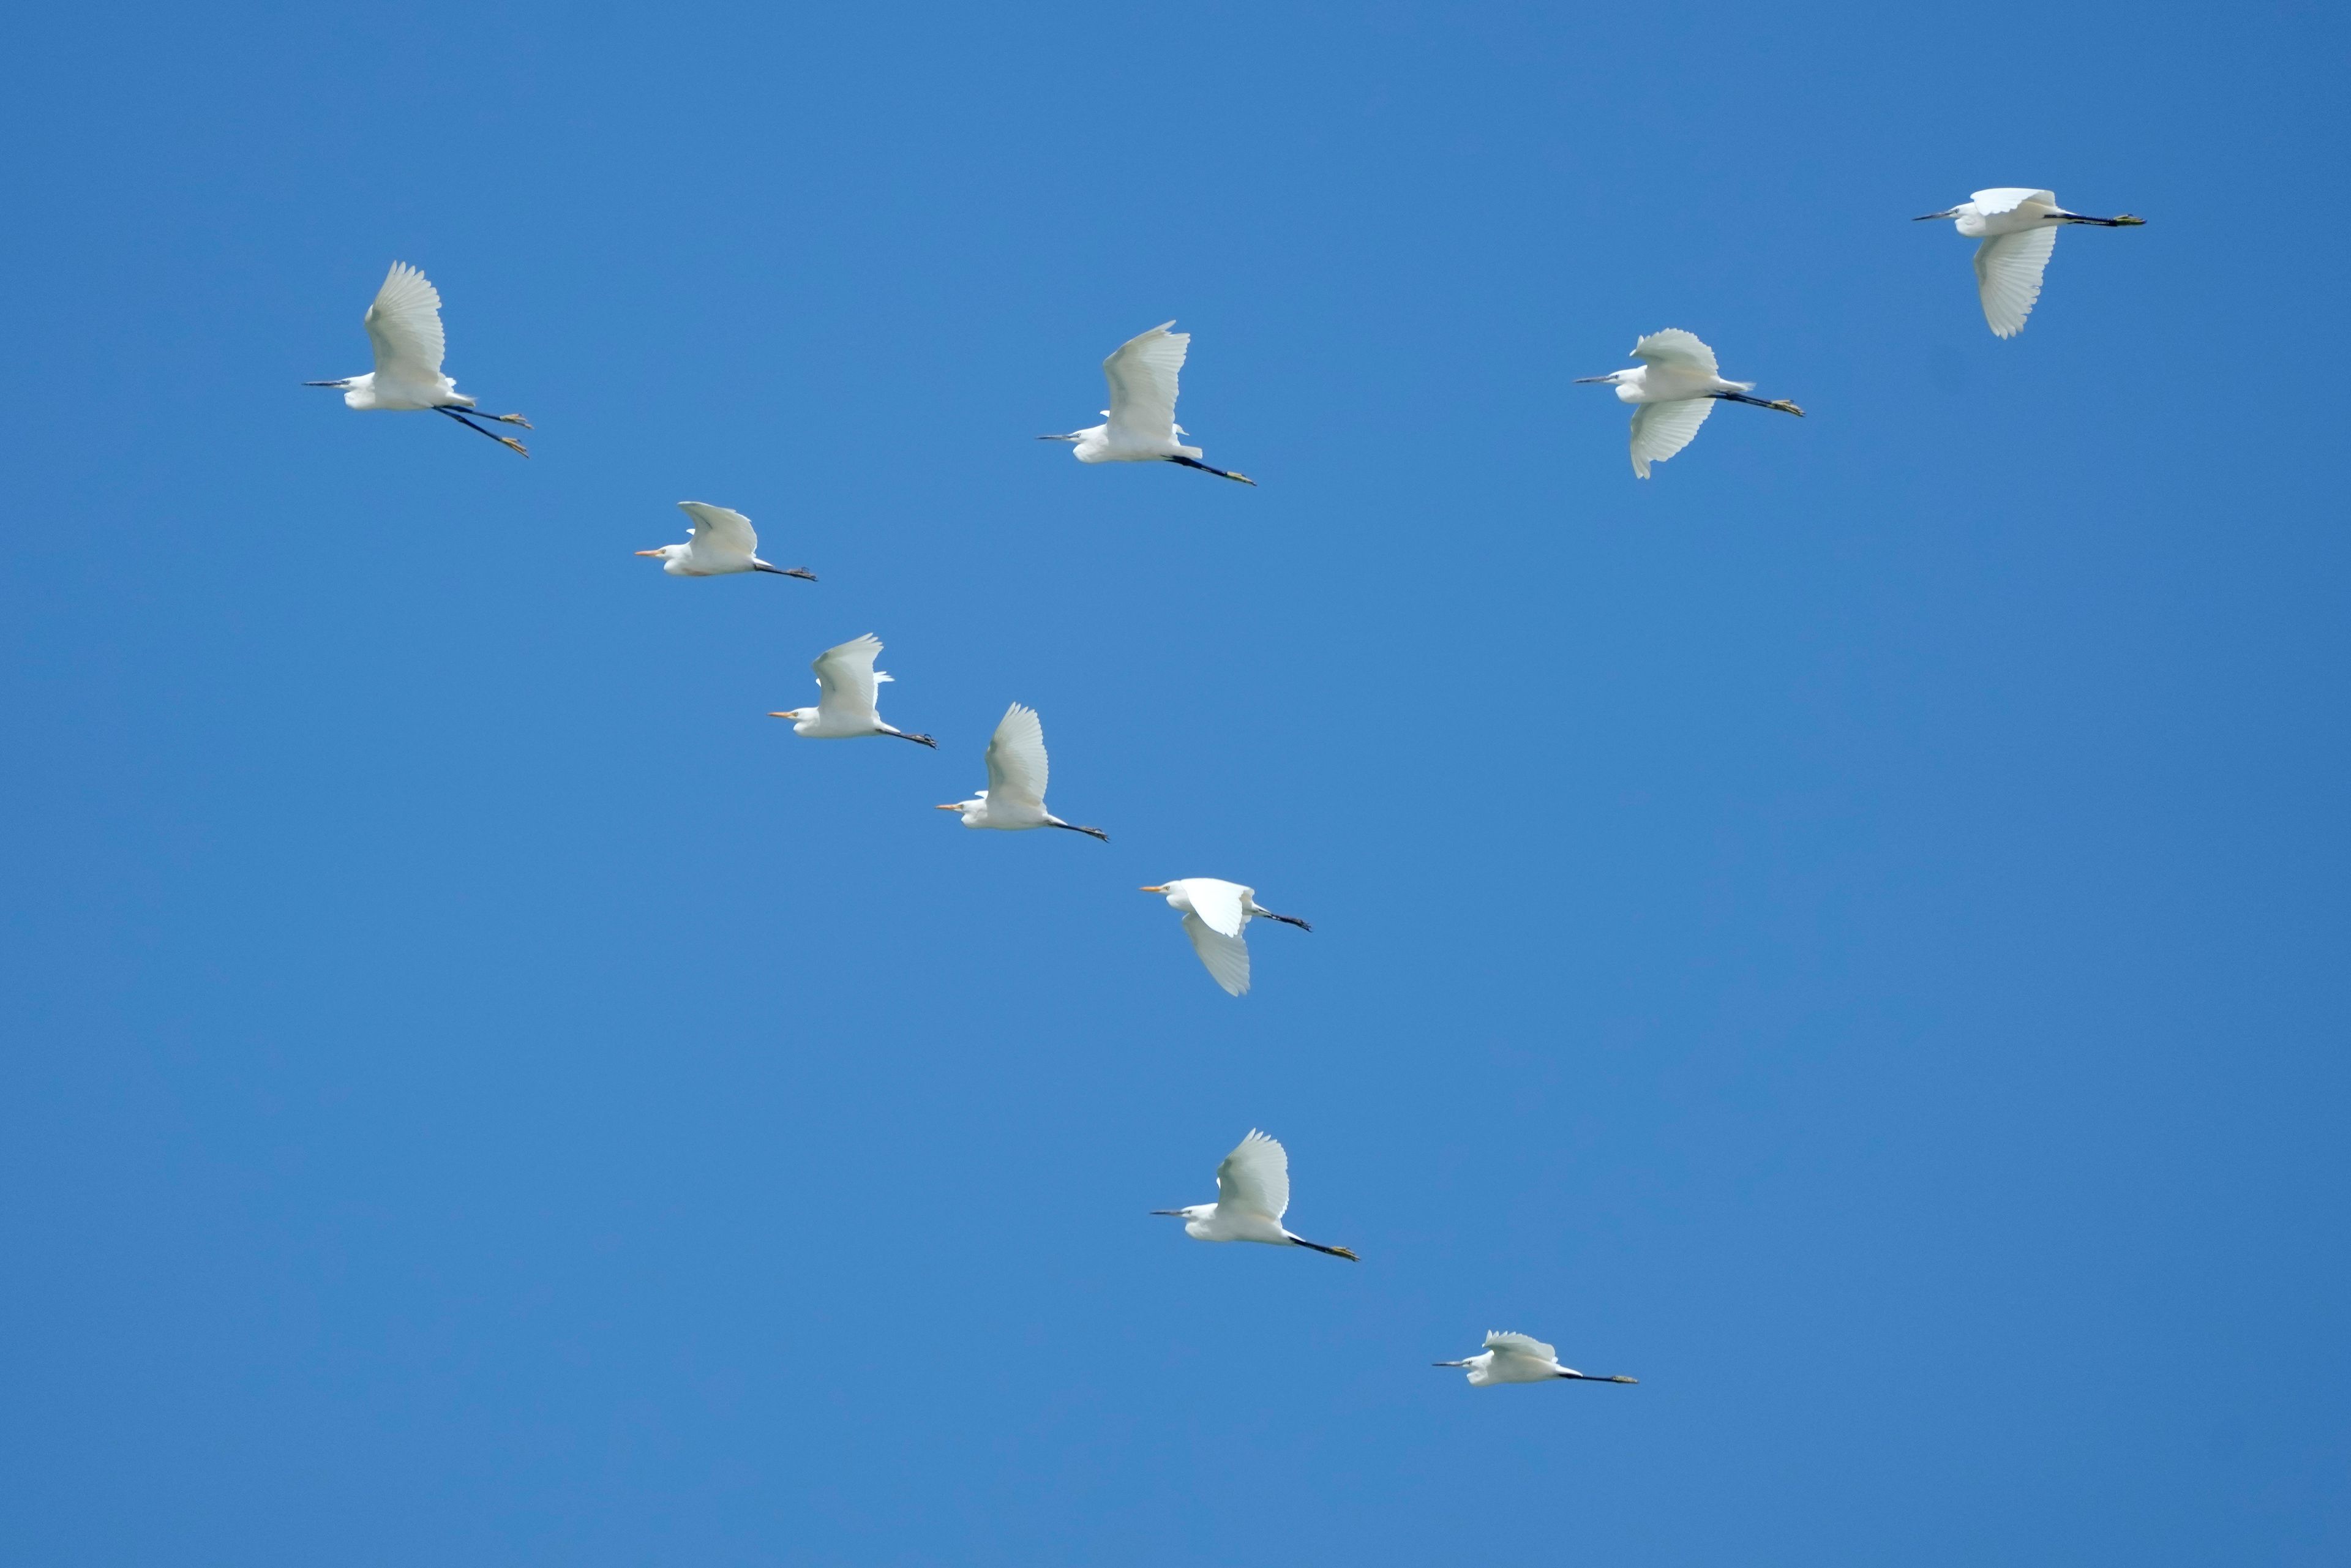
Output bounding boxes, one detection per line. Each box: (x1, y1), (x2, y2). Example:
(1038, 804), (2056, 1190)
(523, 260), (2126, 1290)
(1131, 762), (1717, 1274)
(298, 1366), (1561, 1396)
(499, 436), (530, 457)
(1768, 400), (1805, 416)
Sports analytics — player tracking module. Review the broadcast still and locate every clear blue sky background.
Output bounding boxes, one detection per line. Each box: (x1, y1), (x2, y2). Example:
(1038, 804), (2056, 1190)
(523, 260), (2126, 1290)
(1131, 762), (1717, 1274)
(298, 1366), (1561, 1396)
(2, 4), (2345, 1564)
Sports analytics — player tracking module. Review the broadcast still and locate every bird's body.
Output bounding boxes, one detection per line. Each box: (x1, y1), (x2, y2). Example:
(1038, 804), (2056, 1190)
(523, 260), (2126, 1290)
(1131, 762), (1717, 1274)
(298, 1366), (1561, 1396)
(637, 501), (816, 580)
(1040, 321), (1255, 484)
(304, 262), (531, 454)
(1152, 1130), (1357, 1259)
(1435, 1331), (1638, 1387)
(770, 634), (936, 746)
(1138, 878), (1311, 997)
(1914, 189), (2145, 339)
(938, 703), (1106, 839)
(1577, 329), (1803, 479)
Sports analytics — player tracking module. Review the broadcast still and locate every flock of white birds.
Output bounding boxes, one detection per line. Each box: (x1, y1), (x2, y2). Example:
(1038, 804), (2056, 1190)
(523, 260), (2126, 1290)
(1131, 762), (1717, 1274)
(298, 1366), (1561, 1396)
(307, 188), (2140, 1389)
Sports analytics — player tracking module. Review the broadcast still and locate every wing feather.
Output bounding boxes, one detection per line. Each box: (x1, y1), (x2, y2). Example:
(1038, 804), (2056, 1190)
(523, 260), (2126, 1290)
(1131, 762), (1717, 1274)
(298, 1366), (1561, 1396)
(1216, 1130), (1289, 1218)
(1103, 321), (1187, 444)
(983, 703), (1049, 809)
(1970, 187), (2054, 216)
(811, 634), (882, 723)
(677, 501), (757, 565)
(1630, 328), (1718, 375)
(1182, 913), (1251, 996)
(1179, 879), (1249, 937)
(364, 262), (448, 384)
(1485, 1330), (1558, 1361)
(1627, 397), (1714, 478)
(1974, 226), (2058, 339)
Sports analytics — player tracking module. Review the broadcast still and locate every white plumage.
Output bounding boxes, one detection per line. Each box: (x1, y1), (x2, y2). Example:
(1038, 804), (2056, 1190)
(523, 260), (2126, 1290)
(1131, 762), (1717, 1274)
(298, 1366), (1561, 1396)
(1915, 189), (2145, 338)
(1577, 329), (1803, 478)
(768, 634), (937, 746)
(1137, 878), (1311, 996)
(937, 703), (1107, 839)
(1040, 322), (1256, 484)
(1149, 1130), (1357, 1259)
(637, 501), (816, 580)
(1434, 1330), (1638, 1387)
(305, 261), (531, 454)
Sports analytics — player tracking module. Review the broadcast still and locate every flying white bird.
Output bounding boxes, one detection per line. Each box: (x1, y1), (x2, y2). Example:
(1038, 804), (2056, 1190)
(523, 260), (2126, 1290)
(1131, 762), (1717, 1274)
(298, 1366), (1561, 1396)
(636, 501), (816, 580)
(1434, 1330), (1638, 1387)
(1137, 879), (1310, 997)
(1039, 321), (1255, 484)
(1577, 329), (1803, 479)
(937, 703), (1106, 840)
(304, 262), (531, 456)
(1151, 1129), (1357, 1259)
(769, 634), (936, 746)
(1914, 189), (2145, 339)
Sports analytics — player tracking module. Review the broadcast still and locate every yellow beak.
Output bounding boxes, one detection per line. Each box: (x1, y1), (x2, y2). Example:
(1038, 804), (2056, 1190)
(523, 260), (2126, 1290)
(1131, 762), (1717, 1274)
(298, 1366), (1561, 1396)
(1138, 885), (1166, 893)
(634, 549), (665, 557)
(935, 803), (962, 811)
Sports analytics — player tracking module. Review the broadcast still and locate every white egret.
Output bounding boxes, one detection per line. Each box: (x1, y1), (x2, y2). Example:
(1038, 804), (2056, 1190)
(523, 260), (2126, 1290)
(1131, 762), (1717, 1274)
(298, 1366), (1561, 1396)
(1137, 879), (1309, 997)
(769, 634), (936, 747)
(1151, 1129), (1358, 1260)
(637, 501), (816, 580)
(1038, 321), (1255, 484)
(937, 703), (1106, 840)
(1434, 1331), (1638, 1387)
(1577, 330), (1803, 479)
(304, 262), (531, 456)
(1914, 189), (2145, 339)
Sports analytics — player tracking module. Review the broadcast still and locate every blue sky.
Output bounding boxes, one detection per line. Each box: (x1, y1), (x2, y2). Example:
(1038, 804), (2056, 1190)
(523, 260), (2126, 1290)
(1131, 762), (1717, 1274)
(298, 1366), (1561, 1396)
(2, 3), (2346, 1563)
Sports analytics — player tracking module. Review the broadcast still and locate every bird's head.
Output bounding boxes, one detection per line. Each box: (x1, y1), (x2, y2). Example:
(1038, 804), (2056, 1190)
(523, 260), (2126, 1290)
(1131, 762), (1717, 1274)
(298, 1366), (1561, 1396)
(1137, 883), (1181, 910)
(1149, 1205), (1210, 1221)
(1573, 370), (1631, 388)
(1911, 206), (1961, 222)
(636, 544), (688, 572)
(769, 708), (814, 730)
(935, 792), (986, 823)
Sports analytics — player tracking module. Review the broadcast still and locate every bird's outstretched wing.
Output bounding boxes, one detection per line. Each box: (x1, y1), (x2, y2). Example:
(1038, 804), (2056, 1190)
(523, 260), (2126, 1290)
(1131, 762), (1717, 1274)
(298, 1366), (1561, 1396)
(1627, 397), (1714, 479)
(1485, 1330), (1558, 1362)
(1182, 913), (1251, 996)
(1103, 321), (1188, 444)
(812, 634), (883, 722)
(983, 703), (1049, 809)
(1973, 226), (2058, 339)
(1216, 1129), (1290, 1220)
(677, 501), (757, 561)
(1970, 187), (2055, 216)
(1630, 329), (1719, 376)
(364, 262), (448, 384)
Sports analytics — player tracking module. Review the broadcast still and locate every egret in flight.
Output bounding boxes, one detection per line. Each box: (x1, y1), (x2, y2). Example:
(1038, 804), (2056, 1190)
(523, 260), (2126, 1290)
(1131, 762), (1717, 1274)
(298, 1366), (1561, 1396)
(1434, 1331), (1638, 1387)
(1577, 329), (1803, 479)
(304, 262), (531, 456)
(1151, 1130), (1357, 1260)
(1138, 879), (1309, 997)
(769, 634), (936, 747)
(1914, 189), (2145, 339)
(1039, 321), (1254, 484)
(637, 501), (815, 580)
(937, 703), (1106, 840)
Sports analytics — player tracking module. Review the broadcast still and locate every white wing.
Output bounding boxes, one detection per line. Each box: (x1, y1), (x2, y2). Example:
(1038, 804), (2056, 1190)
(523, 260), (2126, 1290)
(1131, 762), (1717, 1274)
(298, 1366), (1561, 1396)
(1216, 1129), (1289, 1220)
(983, 703), (1048, 809)
(1176, 878), (1249, 938)
(1485, 1330), (1558, 1363)
(1970, 187), (2055, 216)
(1974, 227), (2058, 339)
(1182, 913), (1251, 996)
(364, 262), (448, 384)
(1627, 397), (1714, 479)
(811, 634), (883, 724)
(677, 501), (757, 562)
(1103, 321), (1187, 444)
(1630, 328), (1719, 376)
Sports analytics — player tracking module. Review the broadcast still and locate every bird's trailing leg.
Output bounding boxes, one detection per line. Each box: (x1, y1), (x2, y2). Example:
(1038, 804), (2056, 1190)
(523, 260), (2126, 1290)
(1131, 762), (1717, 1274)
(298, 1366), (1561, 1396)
(1167, 454), (1258, 486)
(2061, 213), (2146, 227)
(1715, 391), (1804, 417)
(1046, 820), (1111, 843)
(1559, 1372), (1640, 1384)
(752, 563), (820, 581)
(1288, 1235), (1359, 1261)
(434, 405), (530, 456)
(1262, 910), (1313, 932)
(887, 729), (940, 749)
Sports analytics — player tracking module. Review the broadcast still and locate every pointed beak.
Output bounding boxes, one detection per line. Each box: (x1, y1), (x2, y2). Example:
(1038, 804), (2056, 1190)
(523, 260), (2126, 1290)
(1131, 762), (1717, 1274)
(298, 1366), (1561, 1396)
(301, 380), (342, 388)
(935, 803), (962, 811)
(1037, 433), (1080, 441)
(1148, 1209), (1185, 1217)
(1433, 1360), (1469, 1367)
(634, 549), (664, 557)
(1912, 210), (1956, 221)
(1137, 885), (1166, 893)
(1573, 375), (1613, 384)
(767, 711), (795, 719)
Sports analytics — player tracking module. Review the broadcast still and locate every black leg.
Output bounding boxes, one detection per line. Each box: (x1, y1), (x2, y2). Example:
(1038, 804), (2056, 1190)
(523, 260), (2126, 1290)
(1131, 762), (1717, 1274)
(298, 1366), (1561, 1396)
(435, 406), (530, 456)
(1715, 391), (1805, 417)
(1046, 820), (1110, 842)
(1167, 454), (1258, 486)
(1264, 911), (1313, 932)
(888, 730), (939, 748)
